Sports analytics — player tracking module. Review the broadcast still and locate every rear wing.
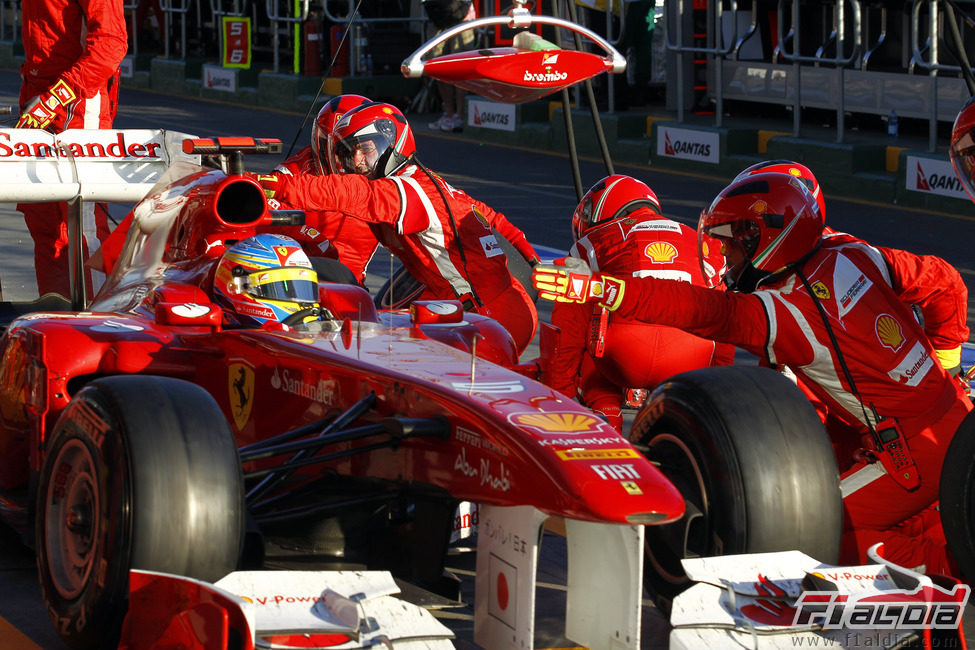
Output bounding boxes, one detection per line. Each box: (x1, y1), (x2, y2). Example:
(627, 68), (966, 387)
(0, 129), (199, 308)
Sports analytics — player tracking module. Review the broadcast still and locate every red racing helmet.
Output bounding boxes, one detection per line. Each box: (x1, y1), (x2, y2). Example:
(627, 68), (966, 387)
(327, 102), (416, 179)
(734, 159), (825, 220)
(950, 95), (975, 204)
(310, 94), (372, 175)
(698, 172), (824, 291)
(571, 175), (662, 240)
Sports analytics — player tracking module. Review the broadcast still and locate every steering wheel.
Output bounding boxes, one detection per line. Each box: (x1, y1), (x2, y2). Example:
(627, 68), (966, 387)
(282, 307), (323, 327)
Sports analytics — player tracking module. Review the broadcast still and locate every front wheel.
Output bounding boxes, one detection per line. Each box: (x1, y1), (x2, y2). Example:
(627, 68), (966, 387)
(36, 376), (244, 649)
(631, 365), (842, 611)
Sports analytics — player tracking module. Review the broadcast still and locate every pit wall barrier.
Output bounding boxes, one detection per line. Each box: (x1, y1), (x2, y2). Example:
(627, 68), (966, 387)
(0, 38), (970, 216)
(459, 95), (975, 217)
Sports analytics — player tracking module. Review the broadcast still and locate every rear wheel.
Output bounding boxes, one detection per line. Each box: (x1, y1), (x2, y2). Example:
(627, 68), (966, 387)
(631, 365), (842, 610)
(36, 376), (243, 649)
(940, 409), (975, 582)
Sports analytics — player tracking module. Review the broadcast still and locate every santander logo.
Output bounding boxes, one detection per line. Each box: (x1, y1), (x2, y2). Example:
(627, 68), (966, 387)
(0, 131), (163, 160)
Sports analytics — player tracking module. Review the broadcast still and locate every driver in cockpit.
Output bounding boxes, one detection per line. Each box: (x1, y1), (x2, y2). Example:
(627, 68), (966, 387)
(212, 233), (326, 330)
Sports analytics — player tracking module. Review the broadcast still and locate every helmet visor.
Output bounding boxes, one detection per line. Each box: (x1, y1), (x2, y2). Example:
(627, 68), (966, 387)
(950, 127), (975, 204)
(332, 118), (398, 178)
(238, 267), (319, 303)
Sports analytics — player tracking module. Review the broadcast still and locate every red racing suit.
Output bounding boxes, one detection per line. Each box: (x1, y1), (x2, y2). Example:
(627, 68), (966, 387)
(612, 235), (972, 574)
(19, 0), (128, 297)
(549, 210), (734, 429)
(270, 164), (541, 353)
(265, 147), (380, 283)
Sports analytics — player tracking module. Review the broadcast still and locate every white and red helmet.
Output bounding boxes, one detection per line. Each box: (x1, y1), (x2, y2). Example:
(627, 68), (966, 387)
(310, 94), (372, 175)
(327, 102), (416, 179)
(950, 95), (975, 205)
(734, 160), (825, 220)
(571, 175), (661, 241)
(698, 172), (824, 291)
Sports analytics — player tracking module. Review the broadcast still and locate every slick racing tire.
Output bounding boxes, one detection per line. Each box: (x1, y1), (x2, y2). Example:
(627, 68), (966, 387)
(939, 409), (975, 583)
(631, 365), (842, 611)
(373, 230), (538, 310)
(36, 376), (244, 649)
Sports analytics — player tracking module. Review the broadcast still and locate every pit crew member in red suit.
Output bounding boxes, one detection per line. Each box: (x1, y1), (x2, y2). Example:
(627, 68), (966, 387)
(533, 172), (973, 575)
(735, 159), (968, 378)
(259, 102), (542, 354)
(17, 0), (128, 298)
(262, 94), (380, 285)
(547, 174), (734, 430)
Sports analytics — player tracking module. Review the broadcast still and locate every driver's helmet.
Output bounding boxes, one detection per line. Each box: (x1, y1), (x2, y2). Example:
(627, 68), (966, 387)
(310, 94), (371, 175)
(213, 233), (320, 326)
(950, 95), (975, 204)
(571, 175), (662, 241)
(733, 159), (825, 220)
(327, 102), (416, 179)
(698, 172), (824, 292)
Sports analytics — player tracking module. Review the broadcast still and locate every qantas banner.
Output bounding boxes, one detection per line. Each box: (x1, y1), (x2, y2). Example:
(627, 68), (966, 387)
(468, 99), (516, 132)
(656, 125), (720, 164)
(905, 155), (969, 200)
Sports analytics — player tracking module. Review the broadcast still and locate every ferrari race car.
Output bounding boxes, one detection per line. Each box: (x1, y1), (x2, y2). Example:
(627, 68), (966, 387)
(0, 127), (949, 650)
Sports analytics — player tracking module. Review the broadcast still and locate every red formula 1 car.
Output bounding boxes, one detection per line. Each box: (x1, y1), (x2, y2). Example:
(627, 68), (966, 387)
(0, 129), (846, 650)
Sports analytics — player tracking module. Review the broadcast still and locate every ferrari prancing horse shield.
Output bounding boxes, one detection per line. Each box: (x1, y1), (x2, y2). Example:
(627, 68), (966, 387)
(228, 361), (255, 430)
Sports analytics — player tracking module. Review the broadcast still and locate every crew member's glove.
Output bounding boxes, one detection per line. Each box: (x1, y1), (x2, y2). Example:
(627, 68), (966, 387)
(250, 172), (285, 200)
(16, 79), (78, 131)
(532, 257), (626, 311)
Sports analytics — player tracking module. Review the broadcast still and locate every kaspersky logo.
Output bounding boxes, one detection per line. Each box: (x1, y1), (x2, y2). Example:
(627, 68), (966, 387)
(509, 412), (606, 435)
(876, 313), (905, 352)
(644, 241), (678, 263)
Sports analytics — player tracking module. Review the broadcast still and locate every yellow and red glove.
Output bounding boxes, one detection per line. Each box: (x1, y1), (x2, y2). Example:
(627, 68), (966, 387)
(252, 172), (285, 201)
(531, 257), (626, 311)
(16, 79), (78, 131)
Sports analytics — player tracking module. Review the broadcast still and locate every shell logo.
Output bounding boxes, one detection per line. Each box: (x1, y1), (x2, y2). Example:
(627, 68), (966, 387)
(749, 199), (768, 214)
(644, 241), (678, 263)
(788, 167), (801, 177)
(510, 412), (603, 434)
(876, 314), (905, 352)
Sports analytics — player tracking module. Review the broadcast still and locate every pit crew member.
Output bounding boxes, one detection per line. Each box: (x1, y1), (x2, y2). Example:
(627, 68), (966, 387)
(17, 0), (128, 298)
(258, 102), (542, 354)
(533, 172), (973, 575)
(734, 159), (968, 378)
(547, 174), (733, 430)
(262, 94), (380, 285)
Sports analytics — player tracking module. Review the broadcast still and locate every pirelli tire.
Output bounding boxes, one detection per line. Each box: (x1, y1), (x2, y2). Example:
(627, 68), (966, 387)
(630, 365), (843, 610)
(35, 376), (244, 649)
(939, 408), (975, 582)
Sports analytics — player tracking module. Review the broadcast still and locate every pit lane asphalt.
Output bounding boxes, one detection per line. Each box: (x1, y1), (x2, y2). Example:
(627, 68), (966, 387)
(0, 72), (974, 649)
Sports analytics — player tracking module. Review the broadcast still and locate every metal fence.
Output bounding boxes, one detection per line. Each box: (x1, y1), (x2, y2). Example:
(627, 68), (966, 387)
(667, 0), (975, 150)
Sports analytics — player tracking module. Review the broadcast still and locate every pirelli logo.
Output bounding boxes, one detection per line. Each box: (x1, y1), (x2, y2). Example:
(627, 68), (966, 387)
(556, 448), (641, 461)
